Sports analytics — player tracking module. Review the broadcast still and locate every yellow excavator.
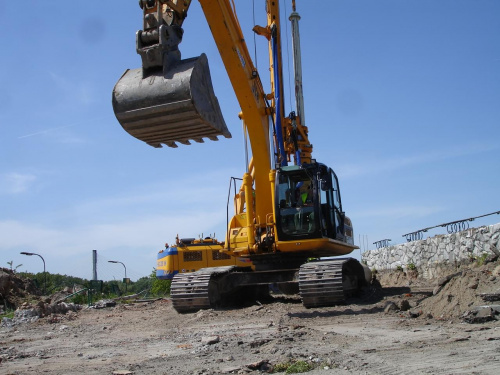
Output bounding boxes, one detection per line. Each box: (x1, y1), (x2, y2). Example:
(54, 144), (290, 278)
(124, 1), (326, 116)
(113, 0), (369, 312)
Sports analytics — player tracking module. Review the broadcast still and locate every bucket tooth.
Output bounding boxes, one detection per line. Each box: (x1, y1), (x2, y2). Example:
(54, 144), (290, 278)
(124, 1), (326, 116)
(112, 53), (231, 148)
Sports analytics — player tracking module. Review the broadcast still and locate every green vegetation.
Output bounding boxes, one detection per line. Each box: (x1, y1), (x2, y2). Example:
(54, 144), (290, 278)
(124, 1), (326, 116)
(396, 265), (404, 272)
(467, 252), (490, 266)
(285, 361), (314, 373)
(476, 252), (489, 266)
(272, 360), (314, 374)
(407, 262), (416, 271)
(17, 268), (171, 301)
(150, 269), (171, 296)
(0, 309), (15, 320)
(272, 363), (290, 373)
(6, 260), (22, 272)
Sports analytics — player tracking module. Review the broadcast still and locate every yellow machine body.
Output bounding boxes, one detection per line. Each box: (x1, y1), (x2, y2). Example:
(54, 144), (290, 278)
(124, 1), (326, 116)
(156, 237), (252, 280)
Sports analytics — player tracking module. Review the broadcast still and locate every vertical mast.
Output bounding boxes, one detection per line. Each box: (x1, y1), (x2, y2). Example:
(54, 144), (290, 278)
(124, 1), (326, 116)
(289, 1), (305, 127)
(266, 0), (287, 167)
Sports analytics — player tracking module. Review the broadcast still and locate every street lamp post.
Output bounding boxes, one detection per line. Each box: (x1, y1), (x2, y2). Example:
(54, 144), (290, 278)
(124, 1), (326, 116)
(108, 260), (128, 292)
(20, 252), (46, 294)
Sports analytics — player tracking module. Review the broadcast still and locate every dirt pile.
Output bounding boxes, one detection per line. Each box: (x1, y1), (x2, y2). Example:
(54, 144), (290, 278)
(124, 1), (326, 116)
(376, 259), (500, 322)
(0, 268), (39, 311)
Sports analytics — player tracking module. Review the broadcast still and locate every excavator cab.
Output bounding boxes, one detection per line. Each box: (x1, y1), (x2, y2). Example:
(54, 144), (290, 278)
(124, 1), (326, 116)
(275, 163), (351, 245)
(112, 0), (231, 148)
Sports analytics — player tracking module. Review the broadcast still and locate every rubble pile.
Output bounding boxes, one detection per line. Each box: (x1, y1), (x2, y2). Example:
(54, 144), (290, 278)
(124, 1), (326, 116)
(0, 267), (39, 310)
(1, 301), (82, 327)
(0, 268), (83, 328)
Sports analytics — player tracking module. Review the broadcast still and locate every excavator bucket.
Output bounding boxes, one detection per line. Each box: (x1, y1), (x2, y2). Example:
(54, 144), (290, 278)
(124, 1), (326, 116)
(112, 54), (231, 148)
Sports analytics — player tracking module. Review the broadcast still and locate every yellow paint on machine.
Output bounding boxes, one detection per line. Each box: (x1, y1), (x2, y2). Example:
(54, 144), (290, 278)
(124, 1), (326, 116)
(157, 238), (252, 279)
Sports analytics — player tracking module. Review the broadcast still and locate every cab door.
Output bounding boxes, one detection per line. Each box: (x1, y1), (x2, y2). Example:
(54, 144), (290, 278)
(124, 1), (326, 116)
(319, 168), (345, 241)
(330, 170), (345, 241)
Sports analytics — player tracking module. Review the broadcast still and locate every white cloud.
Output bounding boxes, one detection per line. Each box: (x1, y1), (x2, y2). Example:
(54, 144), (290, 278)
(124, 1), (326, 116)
(0, 173), (36, 194)
(0, 208), (226, 270)
(0, 169), (245, 278)
(0, 172), (231, 257)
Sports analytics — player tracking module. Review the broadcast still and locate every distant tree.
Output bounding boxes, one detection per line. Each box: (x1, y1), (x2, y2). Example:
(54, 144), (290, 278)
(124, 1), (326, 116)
(18, 271), (89, 293)
(7, 261), (22, 273)
(150, 269), (171, 296)
(129, 275), (153, 294)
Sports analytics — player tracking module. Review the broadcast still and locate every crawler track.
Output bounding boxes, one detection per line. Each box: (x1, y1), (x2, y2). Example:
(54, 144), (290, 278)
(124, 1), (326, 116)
(170, 266), (235, 313)
(299, 258), (365, 308)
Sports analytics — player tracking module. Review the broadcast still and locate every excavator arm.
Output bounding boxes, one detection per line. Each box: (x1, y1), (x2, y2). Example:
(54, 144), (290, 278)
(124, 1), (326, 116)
(118, 1), (367, 312)
(113, 0), (356, 258)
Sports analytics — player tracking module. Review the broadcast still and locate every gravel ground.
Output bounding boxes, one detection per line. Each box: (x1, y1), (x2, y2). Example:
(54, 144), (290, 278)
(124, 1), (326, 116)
(1, 262), (500, 375)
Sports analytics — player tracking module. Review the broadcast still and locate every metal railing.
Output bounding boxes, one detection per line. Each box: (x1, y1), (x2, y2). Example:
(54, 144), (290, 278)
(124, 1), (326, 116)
(372, 210), (500, 248)
(373, 239), (392, 249)
(402, 210), (500, 243)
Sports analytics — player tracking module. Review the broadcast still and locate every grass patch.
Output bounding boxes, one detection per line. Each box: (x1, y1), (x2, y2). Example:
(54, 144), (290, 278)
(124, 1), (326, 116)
(1, 310), (15, 320)
(476, 252), (489, 266)
(272, 360), (314, 374)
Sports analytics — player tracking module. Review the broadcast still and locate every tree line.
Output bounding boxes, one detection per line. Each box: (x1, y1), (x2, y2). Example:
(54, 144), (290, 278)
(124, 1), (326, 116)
(16, 269), (171, 298)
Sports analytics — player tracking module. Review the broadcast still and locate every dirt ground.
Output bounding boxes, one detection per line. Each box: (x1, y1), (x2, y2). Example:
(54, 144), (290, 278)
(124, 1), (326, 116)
(1, 261), (500, 375)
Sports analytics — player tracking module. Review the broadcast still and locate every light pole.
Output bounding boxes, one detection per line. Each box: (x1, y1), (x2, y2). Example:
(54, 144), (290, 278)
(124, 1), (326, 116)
(108, 260), (128, 292)
(20, 252), (46, 294)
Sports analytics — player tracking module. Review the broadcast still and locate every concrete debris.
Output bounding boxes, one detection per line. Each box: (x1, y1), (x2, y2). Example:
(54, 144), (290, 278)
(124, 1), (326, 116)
(246, 359), (271, 371)
(399, 299), (411, 311)
(407, 309), (422, 318)
(201, 335), (220, 345)
(384, 301), (398, 313)
(462, 305), (500, 324)
(479, 291), (500, 302)
(1, 302), (82, 328)
(91, 299), (117, 309)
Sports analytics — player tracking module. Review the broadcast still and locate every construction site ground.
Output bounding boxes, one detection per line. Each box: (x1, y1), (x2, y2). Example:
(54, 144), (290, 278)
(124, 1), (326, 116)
(1, 260), (500, 375)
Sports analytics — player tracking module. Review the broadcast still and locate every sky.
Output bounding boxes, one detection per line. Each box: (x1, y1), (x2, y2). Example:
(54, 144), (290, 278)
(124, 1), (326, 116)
(1, 0), (499, 281)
